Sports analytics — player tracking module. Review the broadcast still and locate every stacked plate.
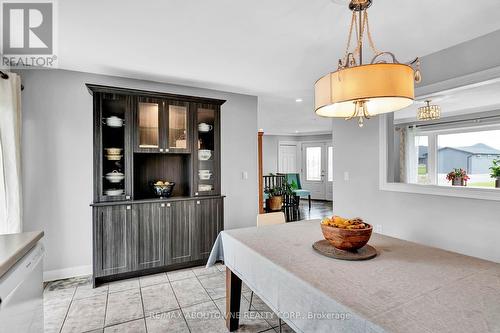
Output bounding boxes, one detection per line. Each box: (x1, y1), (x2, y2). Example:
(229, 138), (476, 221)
(105, 148), (123, 160)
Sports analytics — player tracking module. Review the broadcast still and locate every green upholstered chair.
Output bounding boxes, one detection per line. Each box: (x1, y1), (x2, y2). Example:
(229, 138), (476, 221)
(284, 173), (311, 210)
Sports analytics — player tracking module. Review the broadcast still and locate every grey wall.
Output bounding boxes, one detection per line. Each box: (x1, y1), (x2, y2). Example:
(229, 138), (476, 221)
(332, 119), (500, 263)
(332, 30), (500, 263)
(19, 69), (258, 279)
(263, 134), (332, 175)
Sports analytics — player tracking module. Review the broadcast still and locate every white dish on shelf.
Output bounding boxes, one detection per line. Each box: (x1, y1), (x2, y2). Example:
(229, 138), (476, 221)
(105, 116), (124, 128)
(105, 188), (124, 196)
(105, 170), (125, 183)
(105, 148), (122, 155)
(106, 155), (123, 161)
(198, 150), (212, 160)
(198, 123), (213, 132)
(198, 184), (214, 192)
(199, 173), (212, 180)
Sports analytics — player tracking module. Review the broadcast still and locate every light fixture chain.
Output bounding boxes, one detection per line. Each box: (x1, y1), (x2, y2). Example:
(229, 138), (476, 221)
(365, 12), (381, 56)
(341, 11), (358, 68)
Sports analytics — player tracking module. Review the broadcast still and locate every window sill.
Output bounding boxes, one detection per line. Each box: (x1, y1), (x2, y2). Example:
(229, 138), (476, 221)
(379, 182), (500, 201)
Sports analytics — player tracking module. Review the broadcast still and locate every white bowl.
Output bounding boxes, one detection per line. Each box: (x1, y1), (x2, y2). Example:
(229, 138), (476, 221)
(198, 184), (213, 192)
(198, 123), (213, 132)
(106, 155), (123, 161)
(105, 148), (122, 155)
(106, 116), (123, 128)
(198, 150), (212, 160)
(199, 173), (212, 180)
(105, 188), (124, 196)
(105, 170), (125, 183)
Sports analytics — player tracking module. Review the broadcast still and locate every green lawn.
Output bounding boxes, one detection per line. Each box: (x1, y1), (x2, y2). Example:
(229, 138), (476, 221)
(418, 165), (427, 175)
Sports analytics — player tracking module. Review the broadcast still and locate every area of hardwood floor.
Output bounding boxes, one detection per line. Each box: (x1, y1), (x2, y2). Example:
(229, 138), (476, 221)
(298, 199), (333, 221)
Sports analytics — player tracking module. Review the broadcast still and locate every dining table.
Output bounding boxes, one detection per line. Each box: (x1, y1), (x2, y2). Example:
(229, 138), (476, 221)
(207, 219), (500, 333)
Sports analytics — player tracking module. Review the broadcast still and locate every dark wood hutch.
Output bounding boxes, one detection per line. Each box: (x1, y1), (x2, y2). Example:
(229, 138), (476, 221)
(88, 84), (225, 286)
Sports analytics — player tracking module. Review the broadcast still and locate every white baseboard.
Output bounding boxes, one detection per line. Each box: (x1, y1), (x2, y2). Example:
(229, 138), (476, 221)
(44, 265), (92, 282)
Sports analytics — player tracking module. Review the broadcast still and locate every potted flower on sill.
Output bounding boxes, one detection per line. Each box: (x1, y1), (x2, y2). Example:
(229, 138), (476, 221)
(264, 186), (283, 211)
(490, 159), (500, 188)
(446, 168), (470, 186)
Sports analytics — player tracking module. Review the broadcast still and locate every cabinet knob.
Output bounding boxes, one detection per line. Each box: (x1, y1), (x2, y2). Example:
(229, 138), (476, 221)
(126, 205), (131, 210)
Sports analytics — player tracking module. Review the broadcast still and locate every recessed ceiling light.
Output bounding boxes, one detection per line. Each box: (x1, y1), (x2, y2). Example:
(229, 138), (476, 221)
(295, 130), (299, 133)
(295, 98), (303, 103)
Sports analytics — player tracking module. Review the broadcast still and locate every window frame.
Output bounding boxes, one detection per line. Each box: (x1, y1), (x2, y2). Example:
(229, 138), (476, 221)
(380, 116), (500, 202)
(406, 124), (500, 187)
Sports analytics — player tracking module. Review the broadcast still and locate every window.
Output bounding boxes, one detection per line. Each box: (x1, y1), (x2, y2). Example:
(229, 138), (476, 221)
(405, 126), (500, 189)
(328, 146), (333, 182)
(436, 130), (500, 188)
(306, 147), (322, 181)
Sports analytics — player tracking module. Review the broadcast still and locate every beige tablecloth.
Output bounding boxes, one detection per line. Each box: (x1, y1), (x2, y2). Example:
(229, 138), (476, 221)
(208, 220), (500, 333)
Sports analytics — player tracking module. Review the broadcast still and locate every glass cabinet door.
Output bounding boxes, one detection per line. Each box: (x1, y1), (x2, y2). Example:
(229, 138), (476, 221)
(194, 104), (219, 196)
(99, 93), (131, 201)
(166, 101), (190, 152)
(137, 99), (161, 151)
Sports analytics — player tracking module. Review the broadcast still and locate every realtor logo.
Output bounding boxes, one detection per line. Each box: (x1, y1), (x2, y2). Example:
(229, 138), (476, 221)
(2, 2), (53, 54)
(1, 1), (57, 68)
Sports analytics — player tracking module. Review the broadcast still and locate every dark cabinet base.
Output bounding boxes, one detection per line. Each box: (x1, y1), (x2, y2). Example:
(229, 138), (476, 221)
(92, 196), (224, 287)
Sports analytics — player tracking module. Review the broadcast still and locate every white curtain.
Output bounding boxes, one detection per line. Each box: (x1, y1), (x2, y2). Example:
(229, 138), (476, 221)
(405, 126), (418, 184)
(0, 72), (22, 234)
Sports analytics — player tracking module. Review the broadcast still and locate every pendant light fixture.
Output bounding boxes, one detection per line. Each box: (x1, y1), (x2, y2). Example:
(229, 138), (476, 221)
(417, 100), (441, 121)
(315, 0), (422, 127)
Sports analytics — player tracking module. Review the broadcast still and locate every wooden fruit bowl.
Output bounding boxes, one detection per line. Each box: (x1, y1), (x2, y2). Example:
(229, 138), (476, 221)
(321, 223), (372, 251)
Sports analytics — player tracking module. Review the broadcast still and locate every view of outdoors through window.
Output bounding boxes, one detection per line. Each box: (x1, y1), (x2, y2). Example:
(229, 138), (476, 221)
(437, 129), (500, 188)
(416, 136), (430, 185)
(306, 147), (321, 181)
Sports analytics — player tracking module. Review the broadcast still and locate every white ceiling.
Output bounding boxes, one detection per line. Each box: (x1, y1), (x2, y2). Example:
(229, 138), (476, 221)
(57, 0), (500, 134)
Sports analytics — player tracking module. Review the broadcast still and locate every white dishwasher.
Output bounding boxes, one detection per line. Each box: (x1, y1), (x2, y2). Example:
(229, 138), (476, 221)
(0, 242), (44, 333)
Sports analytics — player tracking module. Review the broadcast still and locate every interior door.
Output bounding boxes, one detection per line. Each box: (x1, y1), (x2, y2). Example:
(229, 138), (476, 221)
(301, 143), (328, 200)
(278, 143), (298, 173)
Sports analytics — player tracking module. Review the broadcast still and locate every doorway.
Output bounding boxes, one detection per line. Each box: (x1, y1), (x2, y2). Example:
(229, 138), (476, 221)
(278, 142), (298, 173)
(301, 142), (333, 200)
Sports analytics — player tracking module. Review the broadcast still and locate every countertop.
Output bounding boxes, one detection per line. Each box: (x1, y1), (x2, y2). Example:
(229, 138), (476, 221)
(0, 231), (44, 279)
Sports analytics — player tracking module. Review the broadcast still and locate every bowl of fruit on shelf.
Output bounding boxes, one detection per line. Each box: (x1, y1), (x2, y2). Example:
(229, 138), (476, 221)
(150, 180), (175, 198)
(321, 216), (372, 251)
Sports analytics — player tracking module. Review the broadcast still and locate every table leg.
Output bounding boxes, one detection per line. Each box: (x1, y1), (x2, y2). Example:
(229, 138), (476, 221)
(226, 268), (242, 331)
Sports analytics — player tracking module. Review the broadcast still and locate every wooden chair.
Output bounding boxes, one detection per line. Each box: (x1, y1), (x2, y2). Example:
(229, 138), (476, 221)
(250, 213), (285, 332)
(282, 194), (300, 222)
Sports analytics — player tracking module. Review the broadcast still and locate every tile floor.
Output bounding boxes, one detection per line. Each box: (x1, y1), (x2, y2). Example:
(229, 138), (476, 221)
(43, 263), (295, 333)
